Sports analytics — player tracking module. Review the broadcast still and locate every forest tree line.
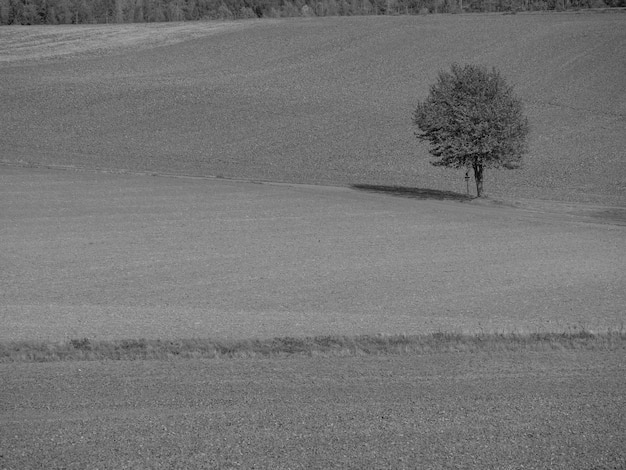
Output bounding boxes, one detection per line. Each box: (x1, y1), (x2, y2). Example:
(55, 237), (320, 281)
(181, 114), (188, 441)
(0, 0), (621, 25)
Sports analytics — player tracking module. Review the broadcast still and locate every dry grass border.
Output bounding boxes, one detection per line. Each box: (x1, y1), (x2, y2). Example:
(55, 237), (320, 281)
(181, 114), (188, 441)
(2, 330), (624, 363)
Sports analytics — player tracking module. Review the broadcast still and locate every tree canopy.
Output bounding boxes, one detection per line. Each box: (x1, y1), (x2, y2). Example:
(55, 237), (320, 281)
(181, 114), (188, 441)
(412, 63), (529, 197)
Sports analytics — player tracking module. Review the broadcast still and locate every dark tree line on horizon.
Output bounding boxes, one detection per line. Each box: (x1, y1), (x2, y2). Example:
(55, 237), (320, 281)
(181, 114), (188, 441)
(0, 0), (621, 25)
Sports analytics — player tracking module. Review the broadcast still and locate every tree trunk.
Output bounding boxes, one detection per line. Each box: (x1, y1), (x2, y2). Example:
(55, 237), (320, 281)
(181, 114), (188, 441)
(473, 162), (484, 197)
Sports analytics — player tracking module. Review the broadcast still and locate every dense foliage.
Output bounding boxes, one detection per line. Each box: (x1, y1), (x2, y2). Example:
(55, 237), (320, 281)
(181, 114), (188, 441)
(0, 0), (621, 24)
(413, 64), (529, 197)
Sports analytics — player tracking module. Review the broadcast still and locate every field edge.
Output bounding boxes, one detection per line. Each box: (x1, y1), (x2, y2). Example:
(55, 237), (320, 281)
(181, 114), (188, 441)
(2, 330), (625, 363)
(4, 161), (626, 226)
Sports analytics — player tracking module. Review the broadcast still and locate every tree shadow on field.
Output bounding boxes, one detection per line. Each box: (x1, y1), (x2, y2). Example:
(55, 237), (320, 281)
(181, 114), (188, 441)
(352, 184), (474, 202)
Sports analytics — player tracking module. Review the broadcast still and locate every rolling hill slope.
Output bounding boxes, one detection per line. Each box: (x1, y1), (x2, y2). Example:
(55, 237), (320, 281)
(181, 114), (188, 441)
(1, 13), (625, 204)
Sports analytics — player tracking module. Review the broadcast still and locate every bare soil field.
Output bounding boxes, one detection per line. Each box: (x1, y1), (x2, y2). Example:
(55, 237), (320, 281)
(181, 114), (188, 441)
(1, 15), (625, 468)
(0, 21), (251, 62)
(1, 351), (625, 469)
(2, 166), (625, 342)
(1, 14), (625, 205)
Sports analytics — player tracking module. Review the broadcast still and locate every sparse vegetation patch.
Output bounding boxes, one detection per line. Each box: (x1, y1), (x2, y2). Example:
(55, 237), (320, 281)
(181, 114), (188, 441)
(2, 330), (624, 362)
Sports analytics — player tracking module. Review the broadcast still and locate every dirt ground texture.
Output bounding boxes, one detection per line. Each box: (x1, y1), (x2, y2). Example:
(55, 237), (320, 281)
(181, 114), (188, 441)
(2, 166), (624, 341)
(2, 351), (625, 469)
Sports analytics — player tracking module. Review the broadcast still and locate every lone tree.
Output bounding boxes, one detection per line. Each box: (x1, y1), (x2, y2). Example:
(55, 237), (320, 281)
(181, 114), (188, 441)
(412, 64), (529, 197)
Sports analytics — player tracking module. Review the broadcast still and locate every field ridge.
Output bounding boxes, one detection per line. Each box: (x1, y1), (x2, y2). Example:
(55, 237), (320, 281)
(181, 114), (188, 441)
(3, 330), (625, 362)
(5, 159), (626, 226)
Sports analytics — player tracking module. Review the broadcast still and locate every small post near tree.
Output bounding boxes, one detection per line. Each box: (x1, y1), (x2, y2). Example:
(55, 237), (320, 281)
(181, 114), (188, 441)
(412, 64), (529, 197)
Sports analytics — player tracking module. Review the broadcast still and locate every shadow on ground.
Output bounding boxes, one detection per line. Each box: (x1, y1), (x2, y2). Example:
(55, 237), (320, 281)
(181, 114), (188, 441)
(352, 184), (474, 202)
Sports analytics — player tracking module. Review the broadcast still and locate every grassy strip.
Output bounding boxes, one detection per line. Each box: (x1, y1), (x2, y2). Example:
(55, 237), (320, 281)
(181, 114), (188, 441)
(1, 331), (625, 363)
